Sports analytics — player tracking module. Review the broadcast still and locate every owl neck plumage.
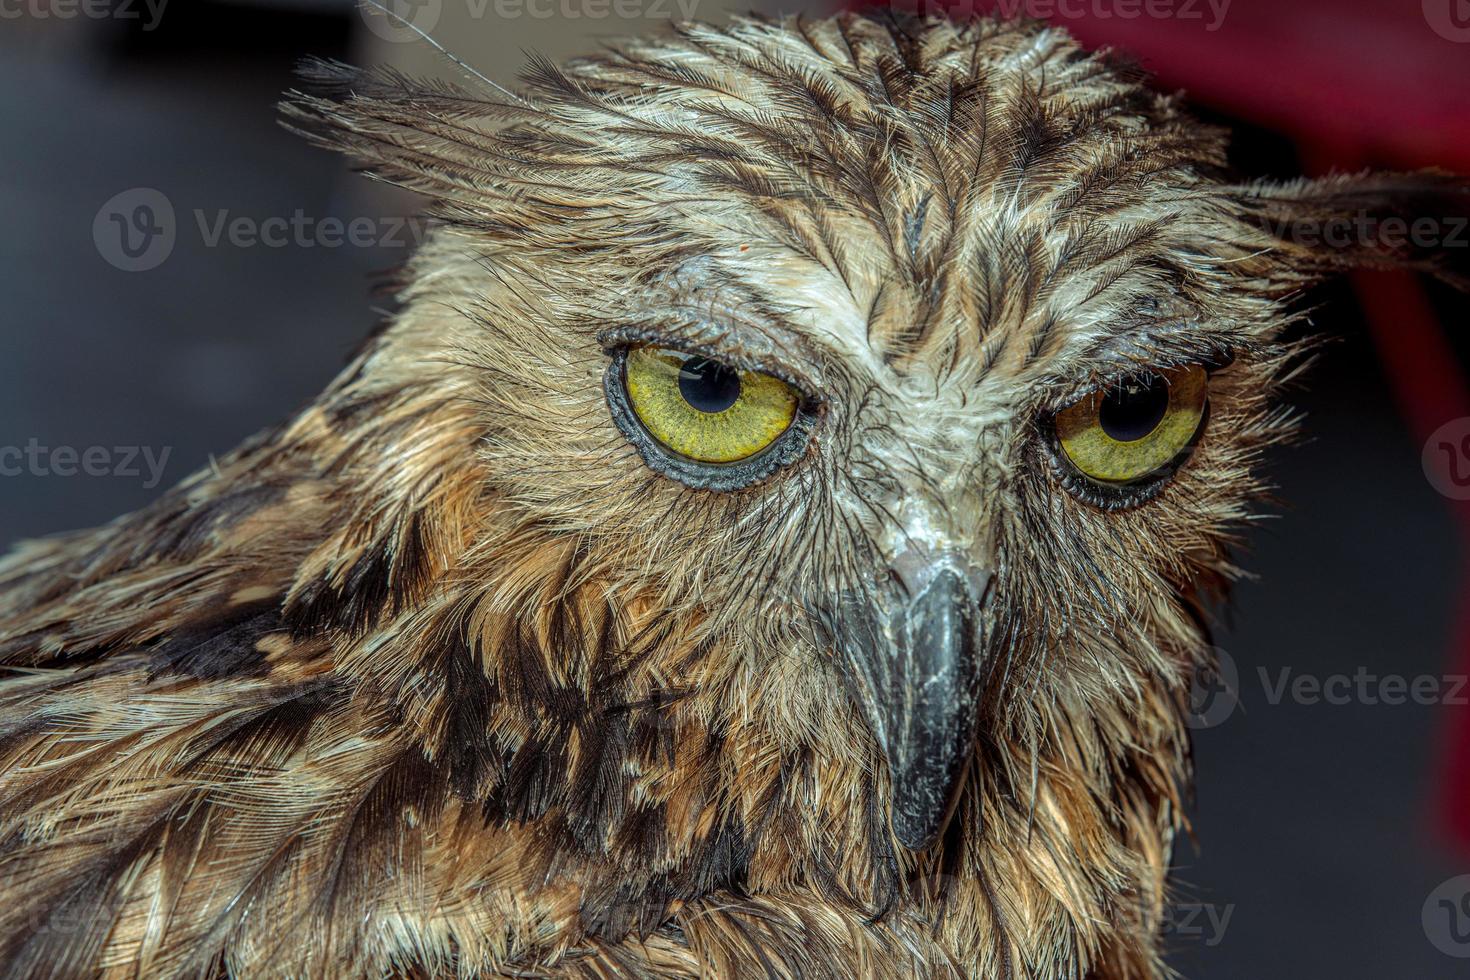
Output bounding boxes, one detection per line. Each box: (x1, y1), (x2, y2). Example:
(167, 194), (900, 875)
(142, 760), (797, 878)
(276, 431), (1183, 977)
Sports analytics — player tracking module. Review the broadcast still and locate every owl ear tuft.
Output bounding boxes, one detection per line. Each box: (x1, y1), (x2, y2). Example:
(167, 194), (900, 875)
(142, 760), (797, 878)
(280, 57), (523, 206)
(1226, 171), (1470, 291)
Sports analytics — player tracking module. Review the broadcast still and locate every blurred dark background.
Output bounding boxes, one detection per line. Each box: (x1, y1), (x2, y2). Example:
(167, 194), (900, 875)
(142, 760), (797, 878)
(2, 1), (1468, 976)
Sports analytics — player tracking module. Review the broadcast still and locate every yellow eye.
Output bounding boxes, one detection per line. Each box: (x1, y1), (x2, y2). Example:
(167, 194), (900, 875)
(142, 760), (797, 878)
(1054, 364), (1208, 484)
(623, 346), (801, 464)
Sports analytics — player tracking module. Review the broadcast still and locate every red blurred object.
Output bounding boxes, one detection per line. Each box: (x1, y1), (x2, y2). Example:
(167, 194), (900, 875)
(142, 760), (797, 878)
(859, 0), (1470, 848)
(941, 0), (1470, 172)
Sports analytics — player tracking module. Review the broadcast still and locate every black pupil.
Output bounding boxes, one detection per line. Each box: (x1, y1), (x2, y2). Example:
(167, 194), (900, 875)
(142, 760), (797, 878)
(1098, 374), (1170, 442)
(678, 357), (742, 414)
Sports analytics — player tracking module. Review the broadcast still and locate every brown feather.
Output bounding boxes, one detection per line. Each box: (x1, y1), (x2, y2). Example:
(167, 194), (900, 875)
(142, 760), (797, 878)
(2, 11), (1465, 979)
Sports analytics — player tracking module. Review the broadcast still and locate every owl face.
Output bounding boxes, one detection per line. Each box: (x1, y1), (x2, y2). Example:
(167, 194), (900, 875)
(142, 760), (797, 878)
(288, 12), (1463, 849)
(576, 215), (1282, 843)
(431, 170), (1291, 846)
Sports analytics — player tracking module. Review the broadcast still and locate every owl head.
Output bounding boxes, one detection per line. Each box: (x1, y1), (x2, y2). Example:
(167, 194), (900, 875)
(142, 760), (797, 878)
(283, 13), (1467, 854)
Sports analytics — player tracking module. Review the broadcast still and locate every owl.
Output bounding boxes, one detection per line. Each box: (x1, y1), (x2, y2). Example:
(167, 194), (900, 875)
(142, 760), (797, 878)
(0, 12), (1464, 979)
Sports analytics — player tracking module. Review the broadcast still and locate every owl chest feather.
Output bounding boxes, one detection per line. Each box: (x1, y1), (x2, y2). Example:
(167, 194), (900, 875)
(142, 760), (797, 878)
(0, 508), (1180, 979)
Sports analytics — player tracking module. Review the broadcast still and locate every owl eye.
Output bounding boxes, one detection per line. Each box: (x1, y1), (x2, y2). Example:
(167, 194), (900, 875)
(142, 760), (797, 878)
(1051, 364), (1208, 502)
(605, 344), (814, 490)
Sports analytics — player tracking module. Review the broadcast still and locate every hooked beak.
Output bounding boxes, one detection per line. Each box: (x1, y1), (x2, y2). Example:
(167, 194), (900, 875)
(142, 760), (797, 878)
(814, 557), (990, 851)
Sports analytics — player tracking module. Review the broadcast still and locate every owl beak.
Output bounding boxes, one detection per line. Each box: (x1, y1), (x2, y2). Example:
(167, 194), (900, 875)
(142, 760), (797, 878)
(815, 557), (990, 852)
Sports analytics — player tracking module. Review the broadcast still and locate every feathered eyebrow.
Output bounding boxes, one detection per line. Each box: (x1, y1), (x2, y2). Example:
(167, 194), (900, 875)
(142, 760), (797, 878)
(1038, 327), (1245, 406)
(594, 313), (829, 398)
